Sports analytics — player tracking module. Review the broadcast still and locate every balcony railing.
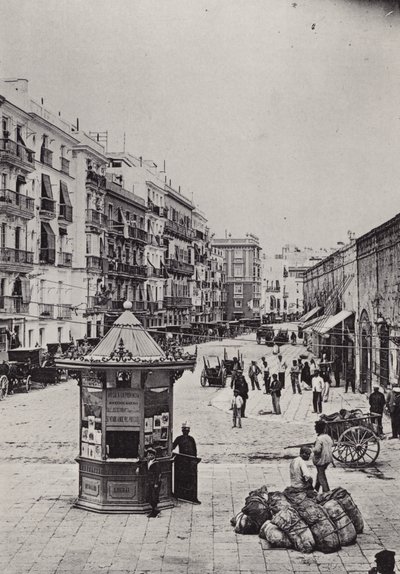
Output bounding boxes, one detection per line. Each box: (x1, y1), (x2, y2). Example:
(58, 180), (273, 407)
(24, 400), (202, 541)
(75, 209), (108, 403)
(164, 219), (194, 240)
(111, 300), (147, 312)
(59, 252), (72, 267)
(265, 286), (280, 292)
(0, 247), (34, 266)
(147, 266), (163, 278)
(55, 304), (72, 319)
(165, 258), (194, 276)
(60, 157), (70, 175)
(59, 204), (73, 222)
(39, 248), (56, 264)
(40, 147), (53, 166)
(0, 189), (35, 218)
(127, 226), (148, 242)
(86, 256), (107, 273)
(85, 209), (107, 228)
(147, 203), (167, 218)
(0, 139), (35, 169)
(0, 296), (29, 314)
(86, 170), (107, 190)
(39, 303), (55, 318)
(108, 261), (147, 278)
(40, 197), (56, 217)
(164, 296), (192, 308)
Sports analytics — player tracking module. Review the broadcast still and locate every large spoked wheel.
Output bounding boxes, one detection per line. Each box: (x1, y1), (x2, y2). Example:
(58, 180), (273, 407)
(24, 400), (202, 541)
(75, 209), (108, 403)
(200, 369), (208, 387)
(0, 375), (8, 399)
(333, 425), (380, 466)
(25, 375), (32, 393)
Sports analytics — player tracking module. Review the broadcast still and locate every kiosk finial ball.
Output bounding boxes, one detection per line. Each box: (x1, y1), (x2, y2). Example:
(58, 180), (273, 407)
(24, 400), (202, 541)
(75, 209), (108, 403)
(123, 300), (133, 310)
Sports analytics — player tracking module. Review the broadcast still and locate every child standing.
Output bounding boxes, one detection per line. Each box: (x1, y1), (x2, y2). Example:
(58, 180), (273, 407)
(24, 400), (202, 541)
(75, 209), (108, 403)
(232, 390), (243, 428)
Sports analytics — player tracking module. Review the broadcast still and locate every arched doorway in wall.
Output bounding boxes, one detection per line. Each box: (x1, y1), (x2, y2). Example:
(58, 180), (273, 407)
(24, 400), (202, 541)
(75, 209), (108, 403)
(379, 321), (390, 389)
(359, 310), (372, 394)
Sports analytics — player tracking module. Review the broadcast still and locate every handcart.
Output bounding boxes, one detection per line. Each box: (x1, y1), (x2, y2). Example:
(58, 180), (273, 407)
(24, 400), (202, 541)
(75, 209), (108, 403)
(200, 356), (227, 387)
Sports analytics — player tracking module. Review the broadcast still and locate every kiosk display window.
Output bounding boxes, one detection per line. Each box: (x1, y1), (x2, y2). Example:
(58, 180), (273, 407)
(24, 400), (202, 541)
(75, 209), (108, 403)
(105, 388), (141, 459)
(144, 387), (170, 457)
(81, 372), (105, 461)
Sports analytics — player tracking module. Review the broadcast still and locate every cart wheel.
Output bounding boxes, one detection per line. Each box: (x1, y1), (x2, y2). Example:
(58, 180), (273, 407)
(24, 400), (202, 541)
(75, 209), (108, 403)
(25, 375), (32, 393)
(200, 370), (207, 387)
(333, 425), (380, 466)
(0, 375), (8, 400)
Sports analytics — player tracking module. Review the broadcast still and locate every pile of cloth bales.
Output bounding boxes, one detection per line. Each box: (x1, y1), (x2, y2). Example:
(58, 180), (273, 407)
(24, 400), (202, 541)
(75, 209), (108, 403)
(231, 486), (363, 554)
(320, 409), (363, 423)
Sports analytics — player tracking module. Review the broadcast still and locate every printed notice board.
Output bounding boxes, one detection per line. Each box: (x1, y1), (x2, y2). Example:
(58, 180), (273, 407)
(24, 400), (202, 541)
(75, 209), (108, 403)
(106, 389), (141, 429)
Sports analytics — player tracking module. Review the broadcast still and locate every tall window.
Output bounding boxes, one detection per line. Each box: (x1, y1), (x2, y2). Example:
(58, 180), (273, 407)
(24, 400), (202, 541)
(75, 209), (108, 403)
(234, 284), (243, 295)
(234, 264), (243, 278)
(1, 223), (6, 248)
(39, 328), (45, 346)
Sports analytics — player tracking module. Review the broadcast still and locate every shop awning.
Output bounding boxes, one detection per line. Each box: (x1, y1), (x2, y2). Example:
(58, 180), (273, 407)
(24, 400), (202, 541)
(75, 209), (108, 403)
(299, 306), (322, 327)
(312, 310), (354, 336)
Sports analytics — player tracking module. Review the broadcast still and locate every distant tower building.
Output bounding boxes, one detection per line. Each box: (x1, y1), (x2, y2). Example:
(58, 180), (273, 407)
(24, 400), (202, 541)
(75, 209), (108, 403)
(212, 234), (261, 322)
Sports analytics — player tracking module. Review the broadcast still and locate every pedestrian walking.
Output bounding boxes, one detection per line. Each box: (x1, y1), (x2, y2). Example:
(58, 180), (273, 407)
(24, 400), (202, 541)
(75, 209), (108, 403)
(322, 371), (330, 403)
(248, 360), (261, 391)
(230, 356), (239, 389)
(232, 391), (243, 428)
(333, 354), (341, 387)
(290, 359), (302, 394)
(386, 385), (400, 439)
(301, 361), (312, 390)
(312, 370), (324, 414)
(234, 369), (249, 418)
(270, 373), (282, 415)
(261, 356), (270, 394)
(143, 448), (162, 517)
(345, 365), (356, 393)
(309, 358), (317, 377)
(277, 354), (287, 389)
(312, 420), (333, 493)
(369, 385), (385, 436)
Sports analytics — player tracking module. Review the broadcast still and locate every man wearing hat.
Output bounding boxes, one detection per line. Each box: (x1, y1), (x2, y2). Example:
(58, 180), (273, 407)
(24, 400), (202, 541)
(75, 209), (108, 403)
(386, 385), (400, 439)
(233, 369), (249, 418)
(369, 384), (386, 436)
(144, 448), (162, 518)
(368, 549), (396, 574)
(173, 423), (200, 504)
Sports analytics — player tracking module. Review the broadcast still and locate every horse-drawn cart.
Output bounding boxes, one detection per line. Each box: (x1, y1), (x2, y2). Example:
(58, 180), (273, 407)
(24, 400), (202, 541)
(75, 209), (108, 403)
(200, 356), (227, 387)
(323, 412), (381, 466)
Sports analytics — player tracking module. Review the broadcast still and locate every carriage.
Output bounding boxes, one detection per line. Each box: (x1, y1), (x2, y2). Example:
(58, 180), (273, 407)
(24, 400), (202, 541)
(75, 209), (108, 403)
(322, 411), (381, 466)
(0, 347), (63, 398)
(200, 355), (227, 387)
(222, 348), (244, 377)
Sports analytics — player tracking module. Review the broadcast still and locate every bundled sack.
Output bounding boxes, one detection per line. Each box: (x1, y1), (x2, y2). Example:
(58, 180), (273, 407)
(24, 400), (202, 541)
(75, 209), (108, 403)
(242, 494), (272, 531)
(318, 487), (364, 534)
(234, 511), (259, 535)
(296, 498), (340, 553)
(271, 507), (315, 553)
(283, 486), (317, 507)
(318, 498), (357, 547)
(246, 485), (269, 501)
(259, 520), (292, 549)
(267, 491), (292, 515)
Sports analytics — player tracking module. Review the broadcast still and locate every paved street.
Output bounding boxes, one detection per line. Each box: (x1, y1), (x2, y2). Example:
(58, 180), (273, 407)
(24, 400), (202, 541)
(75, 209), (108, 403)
(1, 333), (400, 574)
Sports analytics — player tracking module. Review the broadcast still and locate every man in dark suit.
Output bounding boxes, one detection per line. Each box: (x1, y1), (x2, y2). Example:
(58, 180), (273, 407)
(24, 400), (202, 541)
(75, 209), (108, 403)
(145, 448), (162, 517)
(173, 423), (201, 503)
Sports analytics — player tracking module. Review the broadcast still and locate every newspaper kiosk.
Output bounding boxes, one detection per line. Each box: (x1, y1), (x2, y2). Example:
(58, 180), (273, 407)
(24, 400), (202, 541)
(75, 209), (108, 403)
(56, 302), (196, 513)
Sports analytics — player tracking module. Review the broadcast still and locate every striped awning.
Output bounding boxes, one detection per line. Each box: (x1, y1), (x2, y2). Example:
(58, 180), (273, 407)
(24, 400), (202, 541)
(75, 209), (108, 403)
(311, 310), (354, 336)
(299, 306), (322, 327)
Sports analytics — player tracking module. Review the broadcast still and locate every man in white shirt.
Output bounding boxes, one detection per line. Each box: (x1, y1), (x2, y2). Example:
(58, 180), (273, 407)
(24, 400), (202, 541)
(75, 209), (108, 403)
(277, 354), (287, 389)
(312, 370), (324, 414)
(289, 447), (313, 491)
(232, 391), (244, 429)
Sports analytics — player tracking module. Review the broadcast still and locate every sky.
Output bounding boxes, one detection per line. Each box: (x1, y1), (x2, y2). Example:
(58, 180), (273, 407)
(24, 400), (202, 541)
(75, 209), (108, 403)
(1, 0), (400, 254)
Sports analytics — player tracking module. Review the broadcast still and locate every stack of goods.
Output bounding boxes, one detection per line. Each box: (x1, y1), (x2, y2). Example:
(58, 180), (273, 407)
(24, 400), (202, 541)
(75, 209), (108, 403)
(230, 485), (363, 554)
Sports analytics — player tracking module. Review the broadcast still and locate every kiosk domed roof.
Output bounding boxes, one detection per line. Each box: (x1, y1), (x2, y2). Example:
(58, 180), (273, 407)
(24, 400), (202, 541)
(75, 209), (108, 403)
(87, 310), (165, 360)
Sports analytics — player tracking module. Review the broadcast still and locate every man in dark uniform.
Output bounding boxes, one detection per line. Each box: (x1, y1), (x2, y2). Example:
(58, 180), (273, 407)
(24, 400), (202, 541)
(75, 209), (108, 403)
(369, 550), (396, 574)
(145, 448), (162, 518)
(173, 422), (200, 503)
(234, 369), (249, 418)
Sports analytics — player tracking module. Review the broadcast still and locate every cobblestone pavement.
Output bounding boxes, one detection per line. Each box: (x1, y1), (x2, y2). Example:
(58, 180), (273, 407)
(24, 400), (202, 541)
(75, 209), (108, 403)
(0, 334), (399, 573)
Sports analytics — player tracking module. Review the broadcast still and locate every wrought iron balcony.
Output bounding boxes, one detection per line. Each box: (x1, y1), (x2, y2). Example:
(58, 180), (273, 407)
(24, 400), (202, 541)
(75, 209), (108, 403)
(164, 296), (192, 308)
(0, 139), (35, 171)
(39, 248), (56, 264)
(40, 147), (53, 166)
(0, 189), (35, 219)
(165, 258), (194, 276)
(40, 197), (56, 219)
(85, 209), (107, 229)
(108, 261), (147, 279)
(39, 303), (55, 318)
(60, 157), (70, 175)
(265, 286), (280, 293)
(55, 304), (72, 319)
(0, 247), (34, 270)
(0, 296), (29, 314)
(164, 219), (194, 240)
(59, 204), (73, 223)
(86, 256), (108, 273)
(127, 226), (148, 243)
(59, 252), (72, 267)
(147, 266), (163, 278)
(110, 300), (147, 312)
(86, 170), (107, 190)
